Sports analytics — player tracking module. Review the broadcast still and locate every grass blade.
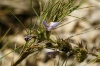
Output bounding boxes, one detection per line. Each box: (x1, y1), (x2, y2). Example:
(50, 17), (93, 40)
(9, 11), (28, 33)
(0, 31), (18, 51)
(0, 28), (11, 43)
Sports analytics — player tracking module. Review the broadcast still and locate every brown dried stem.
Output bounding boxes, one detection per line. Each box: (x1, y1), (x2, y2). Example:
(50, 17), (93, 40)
(11, 46), (40, 66)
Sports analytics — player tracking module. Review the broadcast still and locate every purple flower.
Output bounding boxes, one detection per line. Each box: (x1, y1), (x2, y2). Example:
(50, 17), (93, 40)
(24, 35), (35, 41)
(46, 51), (59, 58)
(42, 20), (48, 29)
(42, 20), (60, 31)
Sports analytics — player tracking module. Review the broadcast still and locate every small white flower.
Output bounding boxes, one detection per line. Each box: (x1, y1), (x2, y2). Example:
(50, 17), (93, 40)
(42, 20), (60, 31)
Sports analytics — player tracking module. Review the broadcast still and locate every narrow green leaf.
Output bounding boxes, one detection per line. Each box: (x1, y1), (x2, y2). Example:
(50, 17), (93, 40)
(0, 28), (11, 43)
(9, 11), (28, 33)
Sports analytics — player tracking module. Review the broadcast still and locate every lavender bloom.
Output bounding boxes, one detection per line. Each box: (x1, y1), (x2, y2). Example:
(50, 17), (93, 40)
(47, 22), (60, 31)
(46, 51), (59, 58)
(42, 20), (48, 29)
(42, 20), (60, 31)
(24, 36), (31, 41)
(24, 35), (37, 41)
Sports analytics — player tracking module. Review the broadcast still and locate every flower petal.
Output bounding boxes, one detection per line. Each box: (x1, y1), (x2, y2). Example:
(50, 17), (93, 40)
(24, 35), (32, 41)
(42, 20), (47, 29)
(46, 51), (59, 58)
(47, 22), (60, 31)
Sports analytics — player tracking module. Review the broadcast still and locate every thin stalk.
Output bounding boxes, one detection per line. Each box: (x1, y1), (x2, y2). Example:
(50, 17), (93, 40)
(11, 43), (17, 65)
(30, 0), (39, 17)
(0, 28), (11, 43)
(61, 58), (67, 66)
(12, 48), (39, 66)
(0, 44), (23, 60)
(55, 14), (90, 29)
(55, 18), (78, 29)
(29, 0), (33, 35)
(67, 26), (100, 39)
(77, 6), (98, 10)
(9, 11), (28, 33)
(0, 31), (18, 51)
(38, 0), (42, 15)
(19, 42), (28, 55)
(68, 15), (90, 22)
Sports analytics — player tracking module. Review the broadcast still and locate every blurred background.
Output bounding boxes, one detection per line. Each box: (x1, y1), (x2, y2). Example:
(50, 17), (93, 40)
(0, 0), (100, 66)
